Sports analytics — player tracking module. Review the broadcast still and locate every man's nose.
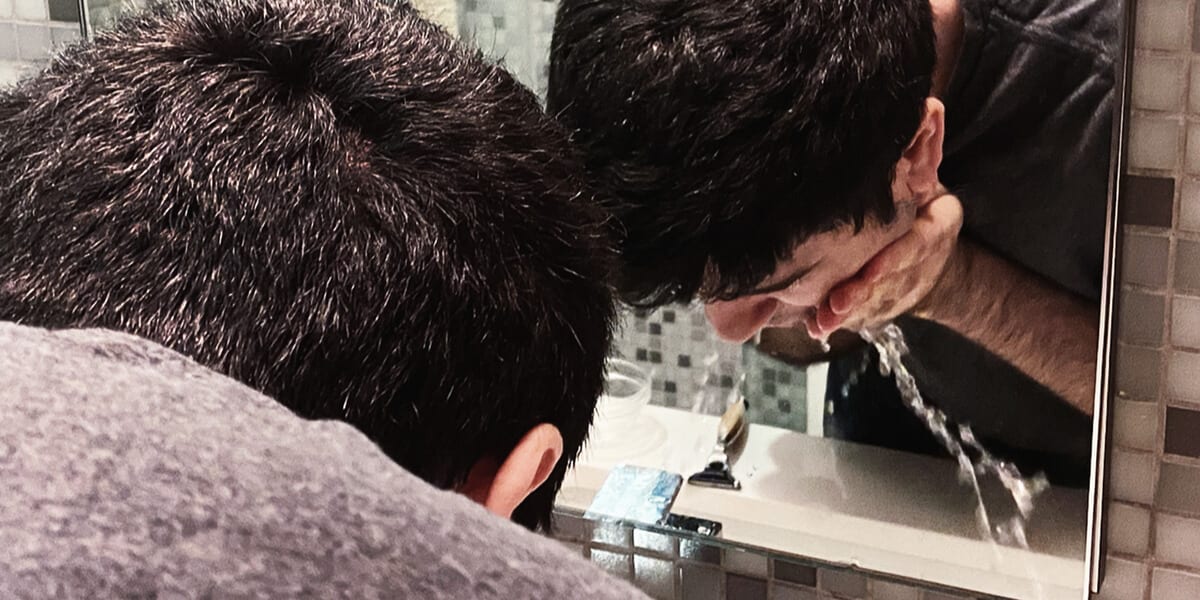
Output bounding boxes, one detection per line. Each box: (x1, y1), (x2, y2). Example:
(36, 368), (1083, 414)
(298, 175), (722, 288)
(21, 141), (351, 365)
(704, 296), (779, 343)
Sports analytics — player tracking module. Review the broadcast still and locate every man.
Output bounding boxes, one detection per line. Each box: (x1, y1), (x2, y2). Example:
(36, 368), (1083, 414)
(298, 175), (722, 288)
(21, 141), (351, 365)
(548, 0), (1114, 484)
(0, 0), (616, 529)
(0, 323), (648, 599)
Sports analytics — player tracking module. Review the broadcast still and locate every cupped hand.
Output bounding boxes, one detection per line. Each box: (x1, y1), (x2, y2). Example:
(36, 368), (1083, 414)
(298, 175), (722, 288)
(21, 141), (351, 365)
(804, 191), (964, 340)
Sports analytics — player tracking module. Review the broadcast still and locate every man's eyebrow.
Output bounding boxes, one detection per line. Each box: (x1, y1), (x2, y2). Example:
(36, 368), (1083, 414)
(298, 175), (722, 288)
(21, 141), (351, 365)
(742, 263), (817, 296)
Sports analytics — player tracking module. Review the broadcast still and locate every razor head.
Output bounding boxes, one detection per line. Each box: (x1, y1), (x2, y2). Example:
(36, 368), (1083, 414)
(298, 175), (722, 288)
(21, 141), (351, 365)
(687, 461), (742, 490)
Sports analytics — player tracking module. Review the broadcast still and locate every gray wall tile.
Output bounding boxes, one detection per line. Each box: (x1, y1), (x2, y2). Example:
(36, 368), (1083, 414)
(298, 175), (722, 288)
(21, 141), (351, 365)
(47, 0), (78, 22)
(817, 569), (868, 598)
(1122, 232), (1172, 287)
(633, 555), (674, 600)
(772, 559), (817, 587)
(1165, 406), (1200, 458)
(680, 564), (722, 600)
(590, 548), (633, 581)
(1151, 566), (1200, 600)
(771, 582), (819, 600)
(725, 573), (767, 600)
(1156, 513), (1200, 569)
(1122, 175), (1176, 227)
(0, 24), (19, 60)
(1157, 462), (1200, 516)
(1119, 290), (1166, 345)
(1095, 557), (1148, 599)
(15, 24), (52, 61)
(679, 538), (722, 564)
(633, 528), (677, 556)
(1176, 240), (1200, 292)
(1117, 344), (1163, 400)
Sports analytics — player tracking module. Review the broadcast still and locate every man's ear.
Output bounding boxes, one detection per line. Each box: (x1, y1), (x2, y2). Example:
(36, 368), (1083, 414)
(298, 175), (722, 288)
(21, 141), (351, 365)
(459, 424), (564, 519)
(892, 97), (946, 206)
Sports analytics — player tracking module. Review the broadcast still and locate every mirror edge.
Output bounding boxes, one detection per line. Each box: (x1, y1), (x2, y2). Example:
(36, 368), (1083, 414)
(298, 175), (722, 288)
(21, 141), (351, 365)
(1087, 0), (1137, 594)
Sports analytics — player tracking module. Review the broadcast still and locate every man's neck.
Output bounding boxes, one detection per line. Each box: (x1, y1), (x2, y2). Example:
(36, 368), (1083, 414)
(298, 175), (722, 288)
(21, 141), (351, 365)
(930, 0), (965, 99)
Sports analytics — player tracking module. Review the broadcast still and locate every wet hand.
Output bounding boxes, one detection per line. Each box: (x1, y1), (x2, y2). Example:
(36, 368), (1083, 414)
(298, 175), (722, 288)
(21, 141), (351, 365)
(804, 192), (964, 340)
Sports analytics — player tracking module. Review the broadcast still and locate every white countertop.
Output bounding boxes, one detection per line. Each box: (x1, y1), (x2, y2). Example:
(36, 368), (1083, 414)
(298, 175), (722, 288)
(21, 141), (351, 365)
(558, 405), (1089, 600)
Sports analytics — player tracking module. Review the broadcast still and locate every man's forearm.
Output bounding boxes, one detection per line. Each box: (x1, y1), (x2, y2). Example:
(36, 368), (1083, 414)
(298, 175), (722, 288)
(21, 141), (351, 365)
(918, 240), (1100, 415)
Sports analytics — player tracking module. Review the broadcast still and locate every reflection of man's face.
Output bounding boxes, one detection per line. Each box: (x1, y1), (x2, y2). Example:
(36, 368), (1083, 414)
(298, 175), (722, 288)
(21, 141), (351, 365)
(704, 203), (918, 343)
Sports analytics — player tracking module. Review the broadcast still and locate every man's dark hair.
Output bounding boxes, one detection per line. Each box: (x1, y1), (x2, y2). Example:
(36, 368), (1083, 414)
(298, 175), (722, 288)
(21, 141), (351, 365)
(548, 0), (936, 306)
(0, 0), (615, 530)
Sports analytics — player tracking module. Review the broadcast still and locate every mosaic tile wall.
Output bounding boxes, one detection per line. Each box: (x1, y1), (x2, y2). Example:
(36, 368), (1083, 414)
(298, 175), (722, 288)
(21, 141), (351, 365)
(549, 509), (987, 600)
(613, 308), (808, 431)
(1098, 0), (1200, 598)
(0, 0), (81, 87)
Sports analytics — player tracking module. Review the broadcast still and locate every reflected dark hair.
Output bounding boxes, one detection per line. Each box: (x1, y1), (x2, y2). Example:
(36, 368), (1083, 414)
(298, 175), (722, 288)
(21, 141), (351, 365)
(0, 0), (616, 530)
(548, 0), (936, 306)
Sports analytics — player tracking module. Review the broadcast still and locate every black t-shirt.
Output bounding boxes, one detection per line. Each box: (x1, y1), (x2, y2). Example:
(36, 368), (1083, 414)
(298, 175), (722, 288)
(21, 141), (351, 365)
(826, 0), (1117, 486)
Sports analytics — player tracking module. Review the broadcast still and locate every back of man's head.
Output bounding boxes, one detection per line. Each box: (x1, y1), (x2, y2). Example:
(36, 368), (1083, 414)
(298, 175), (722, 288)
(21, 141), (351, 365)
(0, 0), (615, 529)
(548, 0), (935, 306)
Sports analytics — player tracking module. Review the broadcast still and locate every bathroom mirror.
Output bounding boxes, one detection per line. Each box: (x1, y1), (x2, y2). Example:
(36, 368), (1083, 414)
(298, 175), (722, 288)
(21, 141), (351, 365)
(489, 0), (1128, 599)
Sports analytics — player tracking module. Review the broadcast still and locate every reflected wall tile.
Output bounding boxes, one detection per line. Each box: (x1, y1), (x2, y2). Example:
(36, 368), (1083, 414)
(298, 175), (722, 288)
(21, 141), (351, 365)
(679, 538), (722, 564)
(1122, 174), (1176, 225)
(1178, 240), (1200, 292)
(49, 24), (79, 48)
(869, 580), (921, 600)
(679, 564), (721, 600)
(1166, 350), (1200, 402)
(0, 60), (27, 87)
(1137, 0), (1191, 50)
(1151, 566), (1200, 600)
(771, 559), (817, 587)
(1122, 232), (1171, 287)
(1117, 344), (1162, 400)
(1119, 290), (1166, 345)
(591, 521), (632, 548)
(1175, 296), (1200, 349)
(1134, 54), (1185, 111)
(924, 592), (973, 600)
(1157, 462), (1200, 516)
(1096, 557), (1148, 600)
(0, 24), (18, 61)
(1109, 502), (1152, 555)
(1156, 513), (1200, 569)
(725, 574), (767, 600)
(771, 582), (819, 600)
(723, 547), (768, 577)
(1111, 448), (1159, 504)
(817, 569), (867, 599)
(590, 548), (633, 581)
(633, 555), (675, 600)
(46, 0), (76, 22)
(14, 24), (51, 61)
(633, 528), (677, 556)
(1114, 397), (1160, 451)
(1128, 118), (1180, 171)
(552, 512), (591, 543)
(12, 0), (46, 20)
(1165, 406), (1200, 457)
